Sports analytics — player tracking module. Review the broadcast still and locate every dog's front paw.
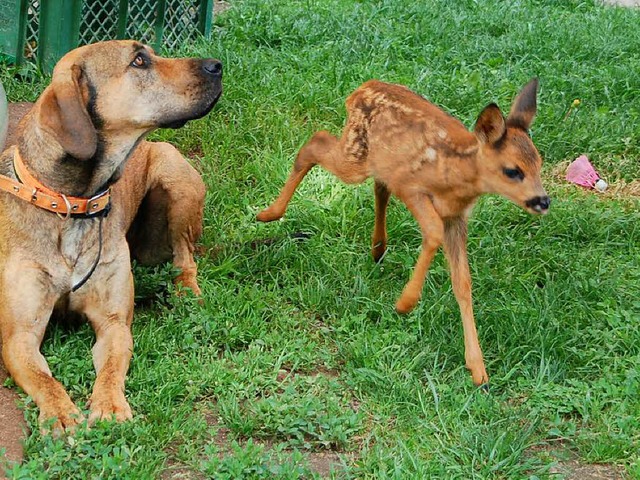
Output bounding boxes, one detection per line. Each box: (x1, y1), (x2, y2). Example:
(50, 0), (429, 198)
(39, 400), (84, 437)
(88, 392), (132, 424)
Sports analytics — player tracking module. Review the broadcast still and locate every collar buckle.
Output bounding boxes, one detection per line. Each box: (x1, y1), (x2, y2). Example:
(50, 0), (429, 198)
(82, 189), (112, 217)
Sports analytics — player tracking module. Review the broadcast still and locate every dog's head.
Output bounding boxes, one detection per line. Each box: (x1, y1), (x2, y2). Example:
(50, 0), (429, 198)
(37, 40), (222, 160)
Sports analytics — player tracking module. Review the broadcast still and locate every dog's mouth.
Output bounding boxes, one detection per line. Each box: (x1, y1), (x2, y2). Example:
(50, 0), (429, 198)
(161, 89), (222, 129)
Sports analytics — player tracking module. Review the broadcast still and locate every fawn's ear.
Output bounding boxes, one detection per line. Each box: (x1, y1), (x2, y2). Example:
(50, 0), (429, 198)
(39, 63), (97, 160)
(506, 78), (538, 131)
(474, 103), (506, 144)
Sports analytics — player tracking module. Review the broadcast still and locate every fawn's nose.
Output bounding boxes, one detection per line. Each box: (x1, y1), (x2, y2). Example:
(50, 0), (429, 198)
(202, 59), (223, 77)
(525, 195), (551, 213)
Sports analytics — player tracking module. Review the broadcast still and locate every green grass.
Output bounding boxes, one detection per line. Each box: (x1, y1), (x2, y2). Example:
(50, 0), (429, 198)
(2, 0), (640, 478)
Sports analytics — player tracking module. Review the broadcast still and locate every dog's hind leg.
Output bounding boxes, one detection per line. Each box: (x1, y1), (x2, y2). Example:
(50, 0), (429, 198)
(127, 143), (205, 295)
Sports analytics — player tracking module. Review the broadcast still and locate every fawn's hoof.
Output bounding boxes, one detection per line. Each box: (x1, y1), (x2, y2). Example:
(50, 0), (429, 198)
(371, 241), (387, 263)
(469, 368), (489, 388)
(256, 207), (284, 222)
(395, 294), (419, 314)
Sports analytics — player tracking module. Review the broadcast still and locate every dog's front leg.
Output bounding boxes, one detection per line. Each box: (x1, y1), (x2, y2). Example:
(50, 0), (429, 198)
(0, 266), (83, 433)
(443, 216), (488, 387)
(74, 250), (134, 424)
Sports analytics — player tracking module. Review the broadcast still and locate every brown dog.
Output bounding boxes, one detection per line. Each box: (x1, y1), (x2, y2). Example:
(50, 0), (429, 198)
(0, 40), (221, 433)
(258, 79), (549, 386)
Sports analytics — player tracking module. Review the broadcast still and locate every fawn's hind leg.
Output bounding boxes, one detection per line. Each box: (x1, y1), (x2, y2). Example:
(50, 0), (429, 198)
(257, 130), (368, 222)
(395, 193), (444, 314)
(371, 181), (391, 262)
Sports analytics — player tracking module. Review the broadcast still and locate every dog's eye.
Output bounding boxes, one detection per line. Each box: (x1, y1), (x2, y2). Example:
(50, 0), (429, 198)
(131, 54), (148, 69)
(503, 167), (525, 181)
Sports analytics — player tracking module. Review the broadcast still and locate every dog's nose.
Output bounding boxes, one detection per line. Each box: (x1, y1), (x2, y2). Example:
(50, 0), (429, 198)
(525, 195), (551, 213)
(202, 59), (222, 76)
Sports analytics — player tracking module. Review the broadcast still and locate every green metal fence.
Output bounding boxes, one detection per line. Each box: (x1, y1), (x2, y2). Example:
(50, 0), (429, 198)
(0, 0), (213, 72)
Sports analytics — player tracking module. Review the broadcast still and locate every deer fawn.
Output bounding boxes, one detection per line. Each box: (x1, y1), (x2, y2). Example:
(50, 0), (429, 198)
(257, 79), (549, 386)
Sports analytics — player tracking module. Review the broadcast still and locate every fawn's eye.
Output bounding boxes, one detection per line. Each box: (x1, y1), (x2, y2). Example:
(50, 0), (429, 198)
(131, 53), (148, 69)
(503, 167), (525, 181)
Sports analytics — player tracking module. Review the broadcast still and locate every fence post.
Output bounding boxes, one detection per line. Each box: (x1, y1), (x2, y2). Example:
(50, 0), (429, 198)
(153, 0), (167, 51)
(38, 0), (82, 71)
(0, 0), (28, 65)
(116, 0), (129, 39)
(1, 0), (214, 71)
(0, 81), (8, 150)
(199, 0), (214, 39)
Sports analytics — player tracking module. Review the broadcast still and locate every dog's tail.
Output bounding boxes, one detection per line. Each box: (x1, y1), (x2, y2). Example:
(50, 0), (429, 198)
(0, 81), (8, 152)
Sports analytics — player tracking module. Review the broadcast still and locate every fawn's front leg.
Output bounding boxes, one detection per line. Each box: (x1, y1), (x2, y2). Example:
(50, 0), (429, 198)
(443, 217), (488, 387)
(395, 193), (444, 314)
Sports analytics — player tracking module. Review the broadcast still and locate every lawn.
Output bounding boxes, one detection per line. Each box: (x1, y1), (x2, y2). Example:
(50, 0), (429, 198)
(1, 0), (640, 478)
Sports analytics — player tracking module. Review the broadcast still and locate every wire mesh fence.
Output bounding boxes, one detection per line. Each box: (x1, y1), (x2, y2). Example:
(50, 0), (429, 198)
(0, 0), (213, 72)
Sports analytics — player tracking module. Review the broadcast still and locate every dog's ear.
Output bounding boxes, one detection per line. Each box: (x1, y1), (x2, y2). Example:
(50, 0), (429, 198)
(474, 103), (506, 145)
(39, 64), (97, 160)
(506, 78), (538, 131)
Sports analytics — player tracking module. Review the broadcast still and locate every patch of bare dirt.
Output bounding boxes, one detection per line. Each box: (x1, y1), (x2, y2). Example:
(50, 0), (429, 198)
(602, 0), (640, 6)
(161, 416), (350, 479)
(161, 370), (355, 480)
(204, 367), (353, 477)
(160, 465), (206, 480)
(305, 451), (348, 477)
(528, 444), (628, 480)
(0, 344), (28, 479)
(213, 1), (231, 15)
(550, 459), (628, 479)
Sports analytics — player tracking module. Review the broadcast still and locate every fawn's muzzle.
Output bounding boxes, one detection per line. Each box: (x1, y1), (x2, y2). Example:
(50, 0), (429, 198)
(525, 195), (551, 213)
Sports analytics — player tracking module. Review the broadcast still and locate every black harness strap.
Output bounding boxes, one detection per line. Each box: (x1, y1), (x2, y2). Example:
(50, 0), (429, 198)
(71, 204), (111, 292)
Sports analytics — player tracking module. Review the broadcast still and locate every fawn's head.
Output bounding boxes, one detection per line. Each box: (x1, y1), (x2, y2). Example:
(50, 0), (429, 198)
(473, 79), (550, 214)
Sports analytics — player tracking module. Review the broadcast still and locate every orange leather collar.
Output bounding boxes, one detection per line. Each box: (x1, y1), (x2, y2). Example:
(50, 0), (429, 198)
(0, 150), (111, 217)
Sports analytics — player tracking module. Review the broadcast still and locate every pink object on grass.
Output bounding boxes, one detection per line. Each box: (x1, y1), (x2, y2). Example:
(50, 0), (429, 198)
(566, 155), (607, 191)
